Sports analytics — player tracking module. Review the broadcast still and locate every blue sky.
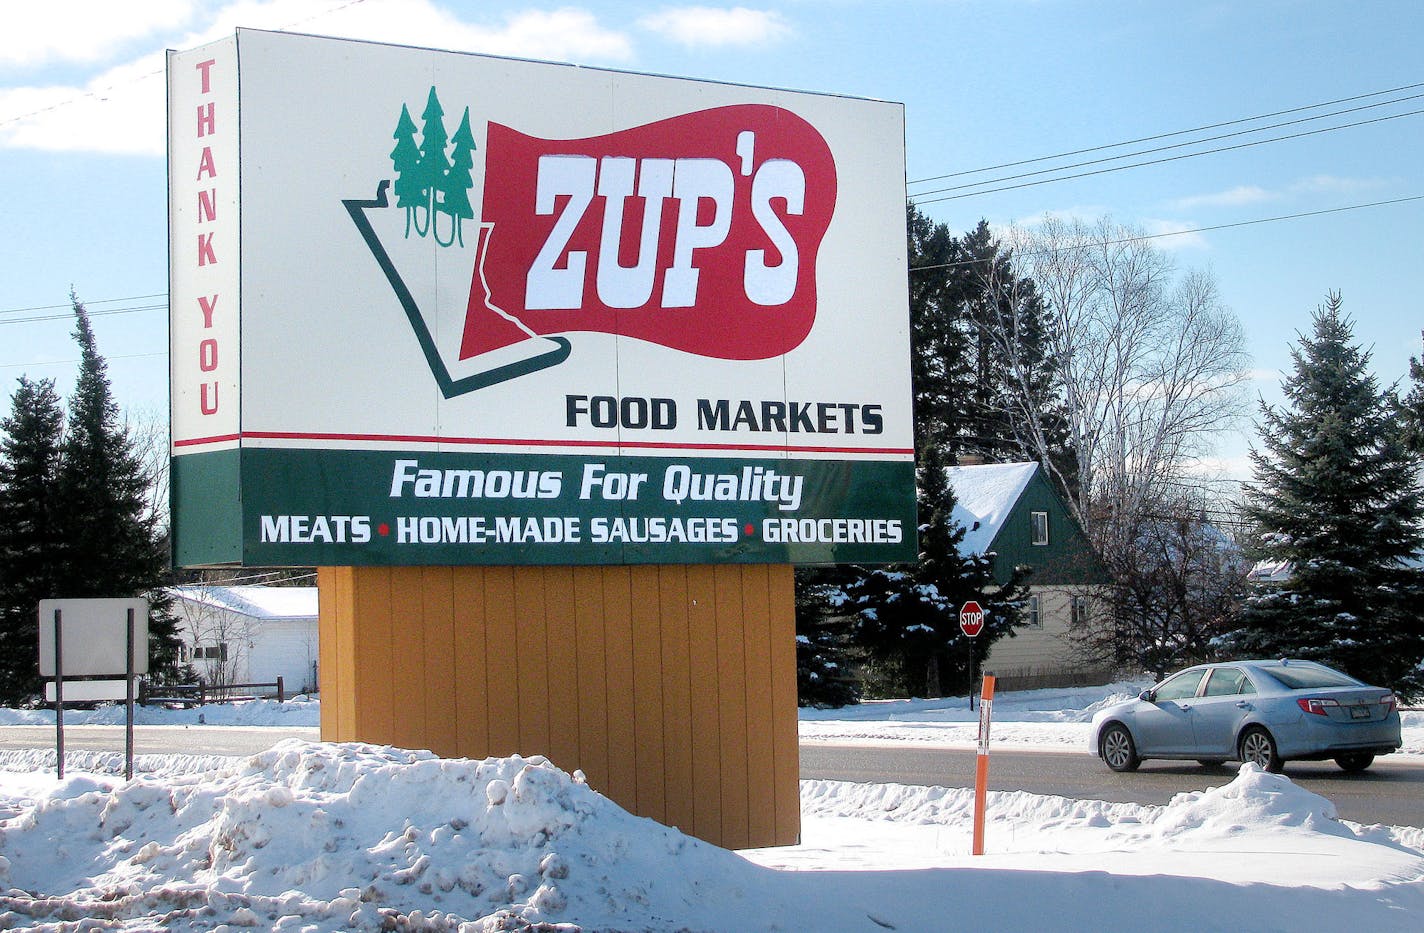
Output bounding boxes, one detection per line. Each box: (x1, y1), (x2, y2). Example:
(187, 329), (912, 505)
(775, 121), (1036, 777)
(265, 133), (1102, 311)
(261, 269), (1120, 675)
(2, 0), (1421, 483)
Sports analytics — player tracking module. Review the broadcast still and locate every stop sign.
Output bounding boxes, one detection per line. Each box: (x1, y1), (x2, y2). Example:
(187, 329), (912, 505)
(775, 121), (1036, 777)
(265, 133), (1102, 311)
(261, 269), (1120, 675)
(959, 600), (985, 637)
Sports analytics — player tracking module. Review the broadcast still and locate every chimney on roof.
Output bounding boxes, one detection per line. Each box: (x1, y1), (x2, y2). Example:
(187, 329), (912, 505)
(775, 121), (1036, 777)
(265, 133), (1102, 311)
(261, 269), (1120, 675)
(956, 453), (987, 466)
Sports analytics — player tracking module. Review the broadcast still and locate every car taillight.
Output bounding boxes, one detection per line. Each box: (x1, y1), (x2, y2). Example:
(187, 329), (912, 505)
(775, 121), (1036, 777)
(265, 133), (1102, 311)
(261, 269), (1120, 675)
(1297, 697), (1340, 716)
(1381, 694), (1398, 714)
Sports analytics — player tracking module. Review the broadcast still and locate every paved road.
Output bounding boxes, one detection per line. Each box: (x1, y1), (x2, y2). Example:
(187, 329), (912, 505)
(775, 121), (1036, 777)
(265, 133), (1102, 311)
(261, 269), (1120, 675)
(800, 743), (1424, 827)
(4, 726), (1419, 827)
(0, 724), (319, 759)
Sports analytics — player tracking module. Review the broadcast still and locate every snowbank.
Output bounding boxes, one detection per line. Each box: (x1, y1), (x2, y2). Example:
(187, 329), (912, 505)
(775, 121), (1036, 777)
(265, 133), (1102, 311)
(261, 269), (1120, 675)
(0, 740), (786, 931)
(3, 741), (1424, 931)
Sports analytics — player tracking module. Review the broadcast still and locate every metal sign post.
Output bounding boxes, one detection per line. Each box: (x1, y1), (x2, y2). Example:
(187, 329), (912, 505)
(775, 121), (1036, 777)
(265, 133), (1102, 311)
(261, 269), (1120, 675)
(38, 598), (150, 781)
(972, 673), (996, 856)
(125, 607), (136, 781)
(52, 607), (64, 779)
(959, 600), (984, 710)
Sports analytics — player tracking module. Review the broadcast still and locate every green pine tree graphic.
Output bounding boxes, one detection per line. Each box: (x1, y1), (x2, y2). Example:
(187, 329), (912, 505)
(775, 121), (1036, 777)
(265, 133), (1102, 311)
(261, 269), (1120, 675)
(389, 104), (424, 237)
(440, 107), (477, 247)
(388, 87), (475, 246)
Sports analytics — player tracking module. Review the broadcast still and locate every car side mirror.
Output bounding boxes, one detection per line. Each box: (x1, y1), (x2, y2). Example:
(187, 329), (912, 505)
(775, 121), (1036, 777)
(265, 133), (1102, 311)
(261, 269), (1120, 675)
(1139, 689), (1156, 703)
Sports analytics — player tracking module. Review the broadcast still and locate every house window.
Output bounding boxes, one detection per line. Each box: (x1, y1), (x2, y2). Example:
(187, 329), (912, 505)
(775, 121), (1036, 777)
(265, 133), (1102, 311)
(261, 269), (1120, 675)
(1071, 595), (1088, 627)
(1030, 510), (1049, 545)
(1027, 594), (1041, 628)
(196, 643), (228, 662)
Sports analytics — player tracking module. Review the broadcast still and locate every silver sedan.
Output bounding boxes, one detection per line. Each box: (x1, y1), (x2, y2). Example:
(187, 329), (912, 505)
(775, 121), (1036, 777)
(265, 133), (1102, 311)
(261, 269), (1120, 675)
(1090, 659), (1402, 773)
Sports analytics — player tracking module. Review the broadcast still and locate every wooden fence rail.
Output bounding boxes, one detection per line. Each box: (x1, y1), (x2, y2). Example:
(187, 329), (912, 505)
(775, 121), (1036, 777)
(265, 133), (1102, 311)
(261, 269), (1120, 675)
(139, 676), (286, 707)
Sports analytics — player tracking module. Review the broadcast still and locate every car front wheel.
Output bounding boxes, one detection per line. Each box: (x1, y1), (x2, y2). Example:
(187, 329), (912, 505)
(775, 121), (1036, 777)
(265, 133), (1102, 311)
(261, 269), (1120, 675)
(1239, 727), (1283, 773)
(1334, 753), (1375, 772)
(1100, 723), (1140, 772)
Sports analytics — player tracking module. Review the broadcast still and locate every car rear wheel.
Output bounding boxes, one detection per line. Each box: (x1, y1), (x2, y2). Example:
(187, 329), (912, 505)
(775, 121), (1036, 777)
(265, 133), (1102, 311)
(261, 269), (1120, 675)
(1100, 723), (1140, 772)
(1334, 753), (1375, 772)
(1238, 727), (1283, 773)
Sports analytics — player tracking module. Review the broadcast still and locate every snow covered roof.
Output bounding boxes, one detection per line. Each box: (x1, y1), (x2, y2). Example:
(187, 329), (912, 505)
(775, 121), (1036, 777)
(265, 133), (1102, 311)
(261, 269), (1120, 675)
(945, 461), (1038, 555)
(1249, 552), (1422, 584)
(1247, 559), (1293, 583)
(170, 585), (318, 620)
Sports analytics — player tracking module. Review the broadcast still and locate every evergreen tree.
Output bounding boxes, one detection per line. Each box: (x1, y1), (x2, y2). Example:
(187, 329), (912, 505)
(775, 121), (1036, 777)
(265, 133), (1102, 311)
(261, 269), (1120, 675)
(52, 296), (182, 679)
(1402, 331), (1424, 458)
(838, 442), (1031, 697)
(906, 204), (972, 456)
(389, 103), (424, 237)
(439, 106), (477, 247)
(906, 206), (1071, 473)
(953, 220), (1068, 469)
(1221, 295), (1424, 698)
(793, 566), (861, 707)
(0, 377), (65, 703)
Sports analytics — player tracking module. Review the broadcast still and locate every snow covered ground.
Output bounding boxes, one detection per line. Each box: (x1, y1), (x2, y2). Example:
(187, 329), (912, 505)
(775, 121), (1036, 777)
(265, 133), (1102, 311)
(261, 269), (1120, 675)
(2, 685), (1422, 931)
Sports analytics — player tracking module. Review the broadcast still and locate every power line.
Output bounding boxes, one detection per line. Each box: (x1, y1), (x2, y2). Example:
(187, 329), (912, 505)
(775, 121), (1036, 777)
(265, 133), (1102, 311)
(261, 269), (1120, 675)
(0, 293), (167, 317)
(908, 79), (1424, 185)
(1, 195), (1416, 329)
(2, 196), (1418, 327)
(0, 350), (166, 371)
(0, 303), (168, 326)
(908, 194), (1424, 273)
(913, 108), (1424, 204)
(0, 0), (370, 129)
(911, 92), (1424, 197)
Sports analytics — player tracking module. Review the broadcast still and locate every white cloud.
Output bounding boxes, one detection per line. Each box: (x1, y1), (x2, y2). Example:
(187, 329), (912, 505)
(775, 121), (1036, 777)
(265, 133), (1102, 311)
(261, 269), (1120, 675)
(0, 0), (197, 68)
(0, 52), (169, 155)
(1004, 205), (1113, 230)
(1141, 218), (1209, 251)
(1167, 175), (1389, 212)
(0, 0), (634, 155)
(638, 6), (791, 48)
(1289, 174), (1388, 196)
(1169, 185), (1274, 211)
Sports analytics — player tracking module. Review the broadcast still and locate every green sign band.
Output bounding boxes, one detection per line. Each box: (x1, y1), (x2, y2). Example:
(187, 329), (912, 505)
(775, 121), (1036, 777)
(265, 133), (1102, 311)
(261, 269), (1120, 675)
(172, 447), (917, 567)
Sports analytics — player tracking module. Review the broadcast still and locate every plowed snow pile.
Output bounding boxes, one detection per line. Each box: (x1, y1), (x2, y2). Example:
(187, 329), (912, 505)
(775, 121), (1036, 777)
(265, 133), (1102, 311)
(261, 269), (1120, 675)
(3, 741), (1424, 931)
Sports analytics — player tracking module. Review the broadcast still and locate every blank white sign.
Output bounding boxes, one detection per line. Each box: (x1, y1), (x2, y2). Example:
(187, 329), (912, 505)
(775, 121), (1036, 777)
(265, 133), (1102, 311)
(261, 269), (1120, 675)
(38, 598), (150, 676)
(45, 679), (131, 702)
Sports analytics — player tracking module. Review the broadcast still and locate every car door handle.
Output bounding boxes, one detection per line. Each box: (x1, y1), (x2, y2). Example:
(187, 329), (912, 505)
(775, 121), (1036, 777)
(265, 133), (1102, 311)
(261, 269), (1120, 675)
(1236, 701), (1253, 709)
(1177, 703), (1192, 711)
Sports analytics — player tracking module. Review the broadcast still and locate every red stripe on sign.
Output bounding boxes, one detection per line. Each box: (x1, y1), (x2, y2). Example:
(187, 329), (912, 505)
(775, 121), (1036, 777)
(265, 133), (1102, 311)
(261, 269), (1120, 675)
(173, 434), (241, 448)
(224, 430), (911, 457)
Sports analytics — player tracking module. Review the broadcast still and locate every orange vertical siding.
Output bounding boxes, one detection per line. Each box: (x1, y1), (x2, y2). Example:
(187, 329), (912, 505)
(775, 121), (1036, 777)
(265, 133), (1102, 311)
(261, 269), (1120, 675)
(629, 564), (667, 823)
(318, 563), (799, 849)
(451, 567), (489, 758)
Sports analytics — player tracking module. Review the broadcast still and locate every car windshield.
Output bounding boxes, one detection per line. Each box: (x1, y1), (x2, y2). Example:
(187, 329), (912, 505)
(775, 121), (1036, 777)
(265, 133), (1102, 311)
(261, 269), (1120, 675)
(1256, 663), (1361, 690)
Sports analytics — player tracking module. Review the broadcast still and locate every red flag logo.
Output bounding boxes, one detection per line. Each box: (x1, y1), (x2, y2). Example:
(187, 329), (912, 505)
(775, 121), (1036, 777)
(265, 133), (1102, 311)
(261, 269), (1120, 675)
(463, 104), (837, 361)
(349, 97), (837, 395)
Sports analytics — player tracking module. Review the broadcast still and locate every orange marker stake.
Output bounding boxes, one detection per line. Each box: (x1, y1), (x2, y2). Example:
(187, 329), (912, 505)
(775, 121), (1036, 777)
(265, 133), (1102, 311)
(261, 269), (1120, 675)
(972, 674), (996, 856)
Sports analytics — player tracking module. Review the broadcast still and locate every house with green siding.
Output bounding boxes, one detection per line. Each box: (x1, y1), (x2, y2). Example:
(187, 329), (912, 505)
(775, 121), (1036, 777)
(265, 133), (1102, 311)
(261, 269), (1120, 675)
(948, 461), (1113, 689)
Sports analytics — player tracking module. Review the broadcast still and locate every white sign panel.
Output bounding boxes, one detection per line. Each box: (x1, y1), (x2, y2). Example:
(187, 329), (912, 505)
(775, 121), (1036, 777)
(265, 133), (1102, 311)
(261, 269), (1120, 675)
(169, 29), (915, 567)
(38, 598), (150, 676)
(46, 680), (132, 703)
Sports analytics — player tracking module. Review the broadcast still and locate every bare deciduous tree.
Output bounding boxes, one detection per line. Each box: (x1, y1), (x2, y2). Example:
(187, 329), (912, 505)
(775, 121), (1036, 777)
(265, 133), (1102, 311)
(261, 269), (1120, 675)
(979, 217), (1252, 673)
(994, 216), (1251, 537)
(172, 590), (256, 693)
(1071, 491), (1250, 679)
(124, 406), (169, 531)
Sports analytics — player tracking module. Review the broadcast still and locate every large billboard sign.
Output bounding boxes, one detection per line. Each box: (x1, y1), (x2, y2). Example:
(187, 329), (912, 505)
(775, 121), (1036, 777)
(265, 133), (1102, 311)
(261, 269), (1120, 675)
(169, 29), (915, 567)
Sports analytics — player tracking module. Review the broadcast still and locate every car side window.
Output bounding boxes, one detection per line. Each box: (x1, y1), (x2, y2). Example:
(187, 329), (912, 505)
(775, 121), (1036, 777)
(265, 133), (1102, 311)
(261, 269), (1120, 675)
(1154, 670), (1205, 702)
(1202, 667), (1254, 697)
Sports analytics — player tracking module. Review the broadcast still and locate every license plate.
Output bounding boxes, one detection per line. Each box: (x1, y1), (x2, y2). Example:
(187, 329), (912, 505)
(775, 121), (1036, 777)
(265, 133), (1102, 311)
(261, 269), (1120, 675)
(1350, 705), (1371, 719)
